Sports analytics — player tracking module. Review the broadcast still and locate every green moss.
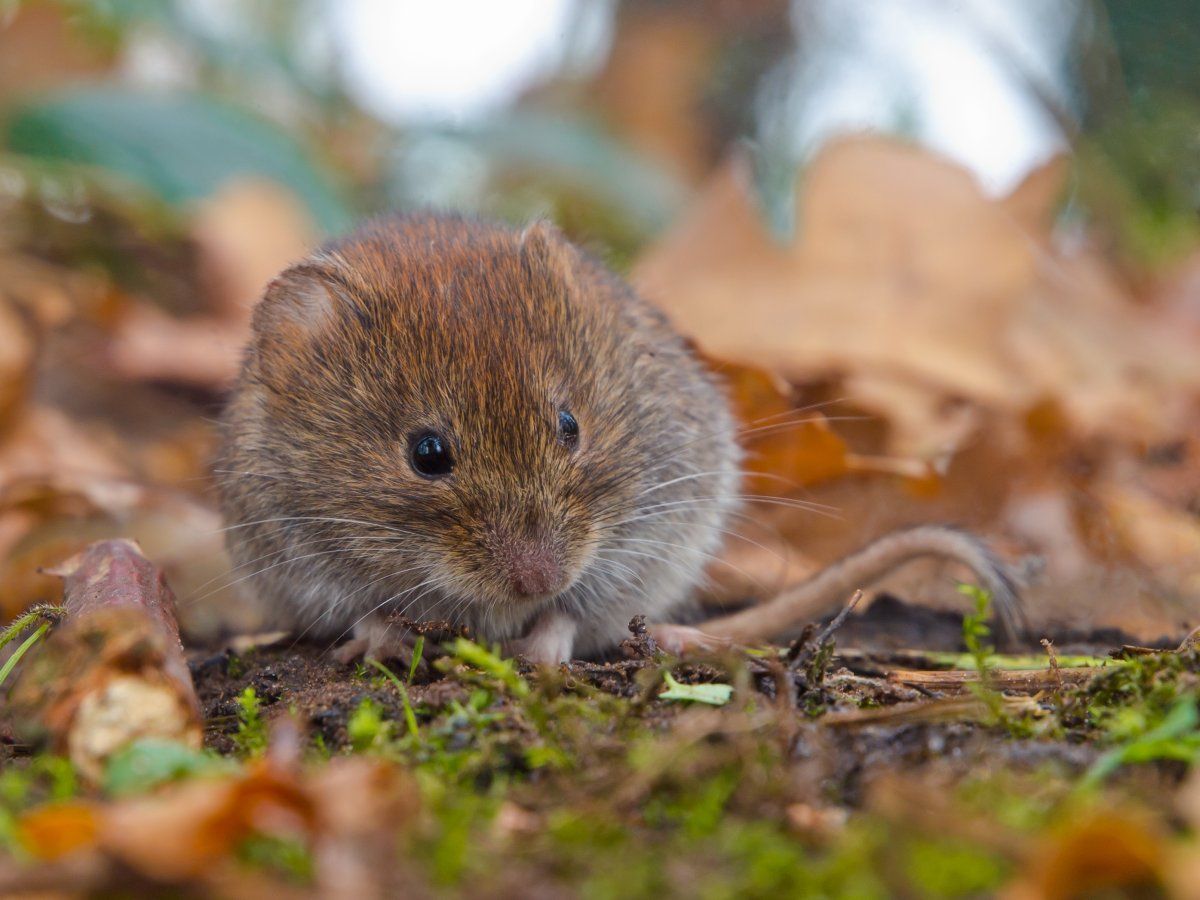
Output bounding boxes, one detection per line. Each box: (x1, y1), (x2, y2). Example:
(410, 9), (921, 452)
(0, 755), (78, 856)
(236, 833), (314, 884)
(902, 837), (1008, 898)
(232, 686), (268, 758)
(347, 696), (393, 753)
(1069, 650), (1200, 738)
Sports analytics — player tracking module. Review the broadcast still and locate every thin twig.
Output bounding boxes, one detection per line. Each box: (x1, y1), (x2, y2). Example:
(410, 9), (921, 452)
(1041, 638), (1063, 694)
(815, 590), (864, 647)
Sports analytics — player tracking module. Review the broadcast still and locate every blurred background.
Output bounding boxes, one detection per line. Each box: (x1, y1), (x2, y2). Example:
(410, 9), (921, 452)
(0, 0), (1198, 646)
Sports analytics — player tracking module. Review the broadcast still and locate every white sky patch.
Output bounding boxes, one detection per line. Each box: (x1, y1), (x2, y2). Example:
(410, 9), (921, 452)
(329, 0), (608, 123)
(788, 0), (1075, 194)
(214, 0), (1075, 197)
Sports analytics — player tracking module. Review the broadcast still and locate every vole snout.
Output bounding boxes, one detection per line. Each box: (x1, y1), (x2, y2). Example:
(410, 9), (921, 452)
(488, 530), (565, 598)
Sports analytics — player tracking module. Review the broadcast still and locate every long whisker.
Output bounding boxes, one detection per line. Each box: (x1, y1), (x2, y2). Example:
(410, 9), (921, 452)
(186, 544), (404, 606)
(188, 534), (408, 597)
(605, 536), (766, 588)
(322, 574), (442, 653)
(207, 515), (425, 540)
(290, 561), (435, 645)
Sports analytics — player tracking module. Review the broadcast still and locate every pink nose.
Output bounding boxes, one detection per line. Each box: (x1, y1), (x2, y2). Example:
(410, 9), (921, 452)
(495, 538), (563, 598)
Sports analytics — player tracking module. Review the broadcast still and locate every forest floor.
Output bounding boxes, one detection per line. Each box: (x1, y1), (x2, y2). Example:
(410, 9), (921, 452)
(5, 594), (1197, 898)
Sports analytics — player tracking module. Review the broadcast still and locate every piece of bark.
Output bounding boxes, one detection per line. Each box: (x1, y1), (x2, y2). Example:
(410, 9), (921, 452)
(822, 695), (1041, 726)
(7, 539), (201, 782)
(886, 667), (1097, 694)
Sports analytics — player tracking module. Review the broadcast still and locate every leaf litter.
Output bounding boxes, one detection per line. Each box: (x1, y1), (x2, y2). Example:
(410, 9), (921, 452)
(1, 118), (1200, 896)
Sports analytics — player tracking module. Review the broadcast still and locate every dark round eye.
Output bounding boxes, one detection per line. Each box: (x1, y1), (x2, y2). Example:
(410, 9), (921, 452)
(557, 410), (579, 449)
(410, 433), (455, 478)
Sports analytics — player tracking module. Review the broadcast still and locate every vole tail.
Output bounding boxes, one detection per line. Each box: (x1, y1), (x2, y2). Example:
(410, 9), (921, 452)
(700, 524), (1029, 647)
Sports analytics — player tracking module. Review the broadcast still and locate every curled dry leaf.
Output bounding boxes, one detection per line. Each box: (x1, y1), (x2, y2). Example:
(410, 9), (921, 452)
(720, 361), (940, 493)
(7, 539), (202, 783)
(0, 297), (34, 435)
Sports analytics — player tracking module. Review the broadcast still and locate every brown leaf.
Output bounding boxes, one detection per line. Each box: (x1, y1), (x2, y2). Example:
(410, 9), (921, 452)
(14, 751), (418, 892)
(101, 761), (316, 882)
(635, 136), (1200, 453)
(1004, 813), (1168, 900)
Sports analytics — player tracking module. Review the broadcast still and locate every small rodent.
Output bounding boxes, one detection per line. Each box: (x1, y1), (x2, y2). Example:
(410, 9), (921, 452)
(217, 213), (1027, 664)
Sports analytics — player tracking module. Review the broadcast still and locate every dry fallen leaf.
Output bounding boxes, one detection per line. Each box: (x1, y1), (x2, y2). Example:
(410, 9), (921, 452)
(635, 135), (1200, 455)
(1003, 813), (1169, 900)
(15, 801), (99, 862)
(14, 742), (418, 895)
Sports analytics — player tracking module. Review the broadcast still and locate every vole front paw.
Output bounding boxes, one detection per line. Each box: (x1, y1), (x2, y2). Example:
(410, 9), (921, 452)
(334, 616), (426, 676)
(505, 610), (577, 666)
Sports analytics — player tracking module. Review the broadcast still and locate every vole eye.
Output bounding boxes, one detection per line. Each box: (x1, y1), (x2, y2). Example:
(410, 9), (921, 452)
(557, 410), (580, 450)
(410, 433), (454, 478)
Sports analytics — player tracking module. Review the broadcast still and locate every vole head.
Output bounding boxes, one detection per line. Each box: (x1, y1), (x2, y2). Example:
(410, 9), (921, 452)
(230, 215), (728, 635)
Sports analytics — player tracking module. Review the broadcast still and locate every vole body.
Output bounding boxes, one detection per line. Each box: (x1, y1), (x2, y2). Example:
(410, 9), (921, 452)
(217, 214), (738, 661)
(217, 213), (1025, 664)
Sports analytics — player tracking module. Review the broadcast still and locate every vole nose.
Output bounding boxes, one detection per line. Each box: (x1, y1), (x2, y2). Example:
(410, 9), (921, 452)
(493, 534), (564, 598)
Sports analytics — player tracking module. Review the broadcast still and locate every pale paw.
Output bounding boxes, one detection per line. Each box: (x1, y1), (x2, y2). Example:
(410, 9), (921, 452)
(334, 619), (426, 675)
(505, 611), (577, 666)
(333, 636), (369, 665)
(646, 623), (733, 656)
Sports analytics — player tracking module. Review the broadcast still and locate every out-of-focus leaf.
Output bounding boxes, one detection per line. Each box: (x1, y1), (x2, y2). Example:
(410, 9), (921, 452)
(1100, 0), (1200, 101)
(16, 802), (98, 861)
(0, 297), (35, 436)
(720, 362), (939, 493)
(1009, 812), (1169, 900)
(635, 136), (1200, 454)
(392, 113), (686, 235)
(4, 88), (350, 233)
(103, 739), (235, 797)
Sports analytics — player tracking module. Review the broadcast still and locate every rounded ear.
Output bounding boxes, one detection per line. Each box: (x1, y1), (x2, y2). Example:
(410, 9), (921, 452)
(254, 262), (341, 338)
(520, 219), (578, 287)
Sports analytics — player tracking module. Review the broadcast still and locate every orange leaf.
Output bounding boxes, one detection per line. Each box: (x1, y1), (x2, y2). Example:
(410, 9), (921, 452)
(17, 801), (99, 860)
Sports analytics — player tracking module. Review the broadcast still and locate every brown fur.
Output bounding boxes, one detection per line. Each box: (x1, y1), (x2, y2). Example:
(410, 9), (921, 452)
(217, 214), (739, 657)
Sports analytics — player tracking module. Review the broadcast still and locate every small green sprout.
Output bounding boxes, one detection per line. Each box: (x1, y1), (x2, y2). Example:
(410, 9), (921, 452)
(233, 686), (268, 757)
(0, 604), (64, 691)
(407, 635), (425, 684)
(449, 638), (529, 698)
(367, 658), (420, 740)
(958, 584), (1006, 725)
(347, 696), (392, 752)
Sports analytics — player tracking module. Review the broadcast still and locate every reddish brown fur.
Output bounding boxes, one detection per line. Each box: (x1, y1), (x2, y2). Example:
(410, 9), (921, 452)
(217, 214), (739, 658)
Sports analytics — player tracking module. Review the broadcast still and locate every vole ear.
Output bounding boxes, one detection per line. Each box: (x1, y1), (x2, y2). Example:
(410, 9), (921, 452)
(254, 262), (342, 338)
(520, 219), (577, 287)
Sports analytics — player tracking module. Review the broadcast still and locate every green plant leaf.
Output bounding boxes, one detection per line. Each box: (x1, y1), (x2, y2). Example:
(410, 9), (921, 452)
(4, 88), (350, 232)
(660, 672), (733, 706)
(1081, 697), (1200, 789)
